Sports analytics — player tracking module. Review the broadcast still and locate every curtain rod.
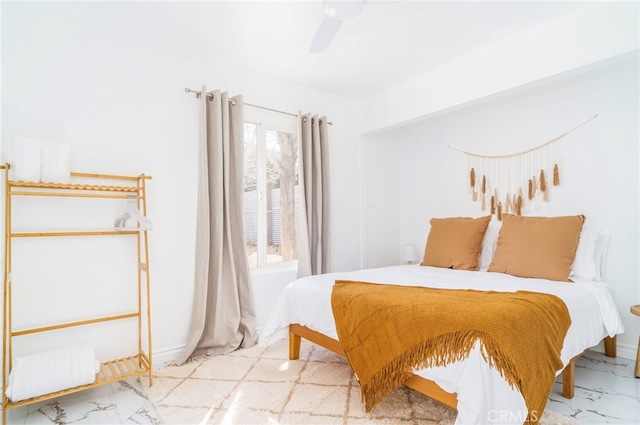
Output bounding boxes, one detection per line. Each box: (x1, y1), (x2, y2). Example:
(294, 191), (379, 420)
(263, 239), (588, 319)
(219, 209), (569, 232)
(184, 87), (333, 125)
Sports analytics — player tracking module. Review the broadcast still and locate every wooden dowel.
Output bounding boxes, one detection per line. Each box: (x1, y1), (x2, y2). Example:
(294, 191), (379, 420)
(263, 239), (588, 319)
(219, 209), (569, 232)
(9, 191), (138, 199)
(12, 230), (139, 238)
(12, 313), (139, 336)
(71, 172), (152, 180)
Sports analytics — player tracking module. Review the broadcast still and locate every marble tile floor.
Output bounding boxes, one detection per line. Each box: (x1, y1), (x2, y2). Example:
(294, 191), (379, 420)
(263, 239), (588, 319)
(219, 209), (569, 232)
(2, 350), (638, 424)
(3, 378), (160, 425)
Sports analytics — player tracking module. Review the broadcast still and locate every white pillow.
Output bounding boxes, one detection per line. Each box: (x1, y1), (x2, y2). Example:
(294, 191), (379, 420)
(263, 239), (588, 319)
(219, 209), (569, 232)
(571, 224), (600, 280)
(593, 233), (610, 282)
(478, 223), (501, 271)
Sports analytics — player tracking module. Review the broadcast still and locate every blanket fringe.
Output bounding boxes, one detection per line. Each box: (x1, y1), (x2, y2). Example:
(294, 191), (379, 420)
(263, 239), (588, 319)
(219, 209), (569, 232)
(361, 330), (535, 421)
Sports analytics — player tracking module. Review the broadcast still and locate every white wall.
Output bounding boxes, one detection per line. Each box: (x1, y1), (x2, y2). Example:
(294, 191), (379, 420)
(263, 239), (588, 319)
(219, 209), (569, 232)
(362, 56), (639, 358)
(1, 2), (362, 364)
(360, 135), (400, 267)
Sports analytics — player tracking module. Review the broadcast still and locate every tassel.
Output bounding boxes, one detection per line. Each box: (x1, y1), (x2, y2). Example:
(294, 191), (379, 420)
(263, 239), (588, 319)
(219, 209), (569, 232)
(472, 191), (478, 202)
(470, 168), (476, 187)
(481, 175), (486, 194)
(543, 190), (550, 202)
(505, 194), (512, 214)
(490, 196), (496, 215)
(497, 203), (503, 221)
(553, 164), (560, 186)
(516, 195), (523, 216)
(528, 179), (533, 200)
(532, 176), (538, 198)
(481, 195), (486, 211)
(539, 170), (546, 192)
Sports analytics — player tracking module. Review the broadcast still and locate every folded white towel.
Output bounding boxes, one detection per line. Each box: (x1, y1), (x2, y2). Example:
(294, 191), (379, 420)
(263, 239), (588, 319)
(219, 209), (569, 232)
(5, 345), (100, 402)
(7, 137), (41, 182)
(40, 141), (71, 184)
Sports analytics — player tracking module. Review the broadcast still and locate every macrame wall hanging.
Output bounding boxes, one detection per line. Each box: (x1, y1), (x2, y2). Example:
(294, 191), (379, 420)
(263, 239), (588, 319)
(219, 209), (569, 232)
(448, 114), (597, 220)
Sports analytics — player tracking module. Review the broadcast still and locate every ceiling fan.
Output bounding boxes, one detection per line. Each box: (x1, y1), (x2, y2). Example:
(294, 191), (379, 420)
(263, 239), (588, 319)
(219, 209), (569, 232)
(310, 0), (366, 53)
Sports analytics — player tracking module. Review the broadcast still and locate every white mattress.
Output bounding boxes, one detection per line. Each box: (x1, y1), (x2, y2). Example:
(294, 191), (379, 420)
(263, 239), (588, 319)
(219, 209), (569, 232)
(260, 265), (624, 425)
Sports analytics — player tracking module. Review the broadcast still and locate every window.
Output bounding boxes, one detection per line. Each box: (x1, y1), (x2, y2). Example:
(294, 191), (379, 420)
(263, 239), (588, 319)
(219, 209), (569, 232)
(243, 108), (299, 268)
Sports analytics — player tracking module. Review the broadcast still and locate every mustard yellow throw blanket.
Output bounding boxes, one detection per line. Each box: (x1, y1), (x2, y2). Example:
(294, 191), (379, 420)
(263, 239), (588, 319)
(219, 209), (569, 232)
(331, 280), (571, 425)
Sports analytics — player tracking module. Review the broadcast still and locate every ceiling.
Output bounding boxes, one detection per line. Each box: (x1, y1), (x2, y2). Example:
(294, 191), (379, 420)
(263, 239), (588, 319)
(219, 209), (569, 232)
(32, 1), (592, 99)
(160, 1), (591, 98)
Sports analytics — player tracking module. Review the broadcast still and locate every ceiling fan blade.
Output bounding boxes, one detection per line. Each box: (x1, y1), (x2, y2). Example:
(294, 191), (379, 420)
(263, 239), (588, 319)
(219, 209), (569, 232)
(310, 17), (343, 53)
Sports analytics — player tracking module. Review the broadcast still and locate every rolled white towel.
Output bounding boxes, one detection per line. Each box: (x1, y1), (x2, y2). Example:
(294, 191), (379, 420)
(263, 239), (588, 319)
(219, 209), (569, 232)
(5, 345), (100, 402)
(7, 137), (41, 182)
(40, 141), (71, 184)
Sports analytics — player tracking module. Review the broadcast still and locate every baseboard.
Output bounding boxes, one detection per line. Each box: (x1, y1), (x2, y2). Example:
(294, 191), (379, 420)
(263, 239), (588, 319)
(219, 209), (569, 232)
(615, 344), (635, 362)
(151, 344), (186, 369)
(590, 340), (635, 361)
(150, 329), (266, 370)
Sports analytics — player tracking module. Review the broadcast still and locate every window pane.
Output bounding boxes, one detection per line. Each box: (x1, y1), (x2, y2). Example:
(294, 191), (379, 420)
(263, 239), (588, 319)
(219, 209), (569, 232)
(266, 128), (298, 264)
(244, 123), (258, 268)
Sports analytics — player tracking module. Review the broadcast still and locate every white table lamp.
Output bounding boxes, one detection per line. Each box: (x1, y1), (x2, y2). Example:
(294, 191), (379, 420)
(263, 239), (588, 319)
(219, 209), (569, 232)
(401, 244), (419, 265)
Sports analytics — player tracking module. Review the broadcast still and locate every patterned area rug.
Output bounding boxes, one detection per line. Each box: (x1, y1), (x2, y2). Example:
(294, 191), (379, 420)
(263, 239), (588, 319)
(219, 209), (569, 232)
(142, 339), (579, 425)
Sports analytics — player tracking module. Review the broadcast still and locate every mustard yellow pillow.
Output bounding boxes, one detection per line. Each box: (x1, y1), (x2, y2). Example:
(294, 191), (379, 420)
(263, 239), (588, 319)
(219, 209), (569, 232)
(421, 216), (491, 270)
(488, 214), (585, 282)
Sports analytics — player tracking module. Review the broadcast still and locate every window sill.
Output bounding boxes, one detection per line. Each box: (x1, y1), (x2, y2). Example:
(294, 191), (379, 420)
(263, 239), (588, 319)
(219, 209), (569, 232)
(250, 261), (298, 276)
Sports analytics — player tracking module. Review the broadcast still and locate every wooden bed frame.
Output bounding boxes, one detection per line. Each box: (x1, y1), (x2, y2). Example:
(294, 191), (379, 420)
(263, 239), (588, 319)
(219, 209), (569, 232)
(288, 323), (617, 409)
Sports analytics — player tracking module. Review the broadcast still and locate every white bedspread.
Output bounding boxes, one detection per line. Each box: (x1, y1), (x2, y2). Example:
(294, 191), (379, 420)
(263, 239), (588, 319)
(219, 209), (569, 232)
(260, 265), (624, 425)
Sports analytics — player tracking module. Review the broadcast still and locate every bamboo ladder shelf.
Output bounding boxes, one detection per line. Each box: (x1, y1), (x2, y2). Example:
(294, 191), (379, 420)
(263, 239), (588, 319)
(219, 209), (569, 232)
(0, 164), (153, 424)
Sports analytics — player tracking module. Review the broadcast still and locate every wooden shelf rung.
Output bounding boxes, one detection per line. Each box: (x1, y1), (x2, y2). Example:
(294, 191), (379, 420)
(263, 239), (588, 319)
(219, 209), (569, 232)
(100, 363), (110, 381)
(129, 356), (143, 373)
(128, 357), (140, 374)
(107, 361), (118, 380)
(121, 358), (133, 375)
(116, 359), (127, 377)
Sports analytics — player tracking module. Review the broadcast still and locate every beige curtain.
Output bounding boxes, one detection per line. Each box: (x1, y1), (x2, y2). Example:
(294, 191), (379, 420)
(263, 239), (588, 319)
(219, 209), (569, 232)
(297, 113), (331, 277)
(177, 87), (258, 365)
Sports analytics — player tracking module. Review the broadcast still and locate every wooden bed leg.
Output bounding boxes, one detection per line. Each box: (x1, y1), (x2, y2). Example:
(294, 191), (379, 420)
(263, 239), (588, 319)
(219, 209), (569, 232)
(289, 331), (301, 360)
(562, 359), (575, 399)
(604, 335), (616, 358)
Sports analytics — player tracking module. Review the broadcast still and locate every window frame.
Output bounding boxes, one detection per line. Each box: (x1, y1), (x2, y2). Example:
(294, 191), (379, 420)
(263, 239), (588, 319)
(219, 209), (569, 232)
(244, 106), (299, 269)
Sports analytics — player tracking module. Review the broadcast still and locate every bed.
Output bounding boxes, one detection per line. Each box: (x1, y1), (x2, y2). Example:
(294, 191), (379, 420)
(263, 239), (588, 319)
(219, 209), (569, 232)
(260, 214), (624, 425)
